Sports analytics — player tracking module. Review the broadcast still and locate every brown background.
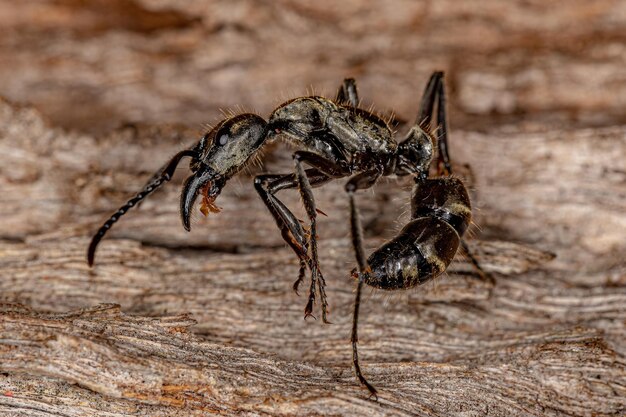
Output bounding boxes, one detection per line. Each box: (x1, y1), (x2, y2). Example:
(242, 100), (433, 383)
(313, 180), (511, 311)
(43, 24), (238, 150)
(0, 1), (625, 416)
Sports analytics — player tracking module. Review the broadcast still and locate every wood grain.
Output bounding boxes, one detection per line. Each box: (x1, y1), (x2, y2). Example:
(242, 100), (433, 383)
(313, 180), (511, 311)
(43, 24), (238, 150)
(1, 95), (625, 416)
(1, 1), (625, 416)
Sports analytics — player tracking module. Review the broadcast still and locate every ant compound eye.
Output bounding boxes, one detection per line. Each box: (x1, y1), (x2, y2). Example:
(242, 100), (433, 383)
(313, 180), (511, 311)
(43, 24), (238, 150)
(218, 133), (229, 146)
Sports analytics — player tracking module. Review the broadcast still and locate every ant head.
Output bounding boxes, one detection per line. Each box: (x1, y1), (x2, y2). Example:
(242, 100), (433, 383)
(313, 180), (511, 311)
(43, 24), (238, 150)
(196, 113), (267, 176)
(181, 113), (267, 231)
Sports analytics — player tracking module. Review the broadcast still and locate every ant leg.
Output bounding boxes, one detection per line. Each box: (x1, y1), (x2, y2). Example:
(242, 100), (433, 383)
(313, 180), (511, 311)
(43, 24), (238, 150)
(428, 75), (493, 287)
(345, 169), (382, 194)
(414, 71), (452, 175)
(254, 169), (333, 295)
(87, 149), (197, 266)
(434, 74), (452, 176)
(459, 239), (496, 290)
(417, 71), (443, 131)
(352, 274), (378, 398)
(336, 78), (359, 107)
(293, 151), (350, 323)
(346, 170), (382, 398)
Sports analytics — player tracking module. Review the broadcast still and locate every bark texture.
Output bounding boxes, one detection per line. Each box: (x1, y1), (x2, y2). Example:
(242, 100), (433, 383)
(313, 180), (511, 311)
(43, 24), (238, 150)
(1, 1), (625, 416)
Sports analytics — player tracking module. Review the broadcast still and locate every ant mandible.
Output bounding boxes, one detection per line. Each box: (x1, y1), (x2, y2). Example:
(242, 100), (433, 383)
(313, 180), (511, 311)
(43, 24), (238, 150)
(87, 71), (491, 397)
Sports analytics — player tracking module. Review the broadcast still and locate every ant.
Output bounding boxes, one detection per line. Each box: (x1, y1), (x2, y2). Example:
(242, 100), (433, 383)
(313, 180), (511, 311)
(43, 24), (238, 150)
(87, 71), (491, 397)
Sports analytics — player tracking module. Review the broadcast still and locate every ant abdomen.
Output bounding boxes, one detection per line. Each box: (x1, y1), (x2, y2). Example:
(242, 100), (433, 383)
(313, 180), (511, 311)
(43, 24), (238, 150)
(361, 217), (461, 290)
(359, 177), (471, 291)
(411, 177), (471, 236)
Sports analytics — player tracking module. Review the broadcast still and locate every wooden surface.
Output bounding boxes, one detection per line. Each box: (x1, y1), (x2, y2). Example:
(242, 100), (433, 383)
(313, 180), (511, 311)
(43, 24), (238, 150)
(1, 1), (625, 416)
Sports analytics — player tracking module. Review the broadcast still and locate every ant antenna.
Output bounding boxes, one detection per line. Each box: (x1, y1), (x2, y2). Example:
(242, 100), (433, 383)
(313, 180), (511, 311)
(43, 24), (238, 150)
(87, 149), (197, 266)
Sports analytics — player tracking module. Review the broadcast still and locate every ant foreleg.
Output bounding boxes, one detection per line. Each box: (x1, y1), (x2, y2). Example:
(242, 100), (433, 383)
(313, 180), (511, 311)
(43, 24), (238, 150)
(293, 151), (350, 322)
(254, 170), (333, 296)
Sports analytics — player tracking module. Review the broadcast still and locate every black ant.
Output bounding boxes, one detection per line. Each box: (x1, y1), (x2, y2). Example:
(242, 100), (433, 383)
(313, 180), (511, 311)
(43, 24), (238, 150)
(87, 71), (491, 397)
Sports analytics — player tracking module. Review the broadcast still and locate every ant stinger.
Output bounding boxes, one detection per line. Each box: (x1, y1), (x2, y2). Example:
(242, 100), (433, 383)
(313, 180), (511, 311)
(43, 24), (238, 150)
(87, 71), (491, 397)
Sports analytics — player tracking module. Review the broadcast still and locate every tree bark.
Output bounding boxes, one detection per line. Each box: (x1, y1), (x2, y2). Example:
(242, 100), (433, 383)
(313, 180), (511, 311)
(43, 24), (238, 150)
(1, 1), (625, 416)
(1, 96), (625, 416)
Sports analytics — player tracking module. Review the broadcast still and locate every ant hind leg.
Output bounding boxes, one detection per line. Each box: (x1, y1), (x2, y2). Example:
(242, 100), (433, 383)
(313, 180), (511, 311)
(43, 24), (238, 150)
(429, 74), (494, 288)
(345, 169), (383, 398)
(459, 239), (496, 291)
(336, 78), (359, 107)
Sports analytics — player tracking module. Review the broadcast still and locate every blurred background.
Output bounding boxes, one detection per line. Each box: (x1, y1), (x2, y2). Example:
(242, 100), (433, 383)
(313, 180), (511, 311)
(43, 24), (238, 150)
(1, 0), (625, 134)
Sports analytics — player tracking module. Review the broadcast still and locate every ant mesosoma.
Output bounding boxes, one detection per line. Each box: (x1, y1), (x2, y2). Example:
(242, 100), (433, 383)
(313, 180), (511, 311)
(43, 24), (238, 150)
(87, 71), (491, 397)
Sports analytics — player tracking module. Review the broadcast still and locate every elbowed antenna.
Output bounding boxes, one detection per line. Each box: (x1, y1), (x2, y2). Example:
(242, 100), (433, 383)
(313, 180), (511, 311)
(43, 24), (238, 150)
(87, 149), (197, 267)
